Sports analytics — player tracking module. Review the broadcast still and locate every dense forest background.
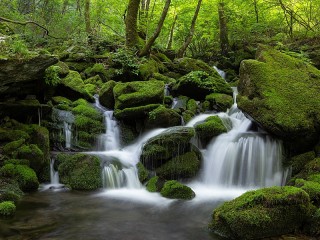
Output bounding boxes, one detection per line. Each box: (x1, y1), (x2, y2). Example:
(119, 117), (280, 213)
(1, 0), (320, 63)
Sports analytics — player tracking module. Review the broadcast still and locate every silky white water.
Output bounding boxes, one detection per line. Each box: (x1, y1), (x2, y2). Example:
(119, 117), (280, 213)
(52, 108), (74, 149)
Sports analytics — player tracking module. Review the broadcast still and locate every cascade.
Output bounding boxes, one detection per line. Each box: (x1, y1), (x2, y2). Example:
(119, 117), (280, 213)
(93, 95), (165, 189)
(50, 158), (60, 185)
(164, 84), (170, 96)
(52, 108), (74, 149)
(187, 67), (287, 188)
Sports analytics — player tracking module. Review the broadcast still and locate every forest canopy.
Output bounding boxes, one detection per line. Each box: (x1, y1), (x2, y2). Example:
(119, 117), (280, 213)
(0, 0), (319, 59)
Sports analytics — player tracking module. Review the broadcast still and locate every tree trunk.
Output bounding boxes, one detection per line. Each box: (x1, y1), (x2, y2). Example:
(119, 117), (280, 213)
(125, 0), (141, 48)
(176, 0), (202, 58)
(253, 0), (259, 23)
(138, 0), (171, 57)
(218, 1), (229, 56)
(84, 0), (91, 34)
(167, 14), (177, 50)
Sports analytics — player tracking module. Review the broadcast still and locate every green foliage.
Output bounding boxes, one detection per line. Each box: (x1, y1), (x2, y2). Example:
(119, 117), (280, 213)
(160, 180), (195, 200)
(0, 201), (16, 217)
(112, 48), (140, 76)
(45, 65), (61, 86)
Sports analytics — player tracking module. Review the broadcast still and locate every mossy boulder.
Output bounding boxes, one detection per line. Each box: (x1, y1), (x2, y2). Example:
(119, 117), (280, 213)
(114, 80), (164, 120)
(0, 164), (39, 192)
(2, 139), (25, 155)
(186, 99), (198, 114)
(71, 99), (104, 150)
(141, 126), (195, 170)
(16, 144), (45, 174)
(0, 201), (16, 217)
(308, 208), (320, 237)
(57, 153), (102, 190)
(195, 116), (227, 146)
(173, 71), (232, 100)
(145, 105), (181, 129)
(209, 186), (313, 239)
(205, 93), (233, 112)
(293, 179), (320, 207)
(84, 63), (108, 81)
(58, 70), (93, 102)
(160, 180), (195, 200)
(0, 180), (23, 203)
(171, 57), (218, 76)
(139, 59), (159, 80)
(155, 151), (201, 180)
(238, 46), (320, 153)
(152, 73), (176, 84)
(294, 158), (320, 183)
(99, 80), (116, 109)
(136, 162), (149, 183)
(0, 128), (30, 142)
(290, 151), (316, 176)
(53, 61), (70, 77)
(146, 176), (164, 193)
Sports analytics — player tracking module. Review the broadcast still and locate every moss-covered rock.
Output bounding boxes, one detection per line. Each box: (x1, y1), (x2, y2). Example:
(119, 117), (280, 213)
(308, 208), (320, 237)
(146, 105), (181, 129)
(290, 151), (316, 176)
(58, 70), (93, 101)
(209, 186), (313, 239)
(137, 162), (149, 183)
(152, 73), (176, 84)
(57, 153), (102, 190)
(84, 63), (108, 81)
(173, 71), (232, 100)
(238, 45), (320, 153)
(195, 116), (227, 145)
(0, 180), (23, 203)
(293, 179), (320, 207)
(16, 144), (44, 174)
(205, 93), (233, 112)
(0, 164), (39, 192)
(294, 158), (320, 182)
(146, 176), (164, 193)
(2, 139), (25, 155)
(139, 59), (159, 80)
(54, 61), (70, 77)
(0, 201), (16, 217)
(0, 128), (30, 142)
(99, 80), (116, 109)
(160, 180), (195, 200)
(113, 80), (164, 120)
(84, 75), (103, 89)
(186, 99), (198, 114)
(155, 151), (201, 180)
(172, 57), (218, 76)
(141, 126), (195, 170)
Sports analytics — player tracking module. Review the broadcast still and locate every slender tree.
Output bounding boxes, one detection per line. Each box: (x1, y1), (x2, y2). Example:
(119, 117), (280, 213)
(138, 0), (171, 57)
(218, 1), (229, 56)
(176, 0), (203, 58)
(167, 14), (177, 50)
(253, 0), (259, 23)
(84, 0), (92, 34)
(125, 0), (141, 48)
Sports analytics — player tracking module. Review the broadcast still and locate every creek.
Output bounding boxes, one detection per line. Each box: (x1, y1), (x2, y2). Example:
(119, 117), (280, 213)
(0, 69), (288, 240)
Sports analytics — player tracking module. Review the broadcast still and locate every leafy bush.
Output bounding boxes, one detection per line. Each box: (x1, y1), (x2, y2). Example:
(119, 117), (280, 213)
(45, 65), (61, 86)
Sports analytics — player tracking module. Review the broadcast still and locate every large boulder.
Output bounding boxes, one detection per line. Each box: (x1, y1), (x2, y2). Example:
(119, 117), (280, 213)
(173, 71), (232, 100)
(238, 46), (320, 153)
(57, 153), (102, 190)
(0, 54), (58, 100)
(141, 126), (196, 170)
(160, 180), (195, 200)
(171, 57), (218, 76)
(145, 105), (181, 129)
(209, 186), (313, 239)
(99, 80), (116, 109)
(113, 80), (164, 120)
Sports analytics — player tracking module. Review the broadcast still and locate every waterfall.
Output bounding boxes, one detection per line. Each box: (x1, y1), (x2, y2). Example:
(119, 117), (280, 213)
(50, 158), (60, 185)
(164, 84), (170, 96)
(214, 66), (226, 79)
(52, 109), (74, 149)
(187, 71), (286, 188)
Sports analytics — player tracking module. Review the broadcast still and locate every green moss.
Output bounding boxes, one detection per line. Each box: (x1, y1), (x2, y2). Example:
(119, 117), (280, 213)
(52, 96), (72, 106)
(294, 179), (320, 206)
(0, 164), (39, 192)
(54, 61), (70, 76)
(72, 103), (102, 121)
(3, 139), (25, 155)
(146, 105), (181, 128)
(195, 116), (227, 144)
(152, 73), (176, 84)
(58, 153), (102, 190)
(0, 201), (16, 217)
(60, 70), (93, 101)
(209, 186), (312, 239)
(290, 151), (316, 175)
(17, 144), (44, 174)
(45, 65), (61, 86)
(156, 151), (201, 180)
(173, 57), (219, 76)
(0, 128), (30, 142)
(114, 80), (164, 110)
(173, 71), (232, 100)
(160, 180), (195, 200)
(137, 162), (149, 183)
(309, 208), (320, 236)
(205, 93), (233, 112)
(65, 61), (92, 72)
(99, 80), (116, 109)
(296, 158), (320, 180)
(84, 75), (103, 88)
(146, 176), (160, 192)
(114, 104), (161, 120)
(0, 180), (23, 203)
(186, 99), (198, 114)
(139, 59), (159, 80)
(141, 127), (195, 170)
(238, 46), (320, 152)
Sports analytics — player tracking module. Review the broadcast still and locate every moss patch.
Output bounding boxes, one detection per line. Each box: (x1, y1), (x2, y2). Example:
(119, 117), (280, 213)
(0, 201), (16, 217)
(160, 180), (195, 200)
(146, 105), (181, 128)
(195, 116), (227, 145)
(205, 93), (233, 112)
(209, 186), (313, 239)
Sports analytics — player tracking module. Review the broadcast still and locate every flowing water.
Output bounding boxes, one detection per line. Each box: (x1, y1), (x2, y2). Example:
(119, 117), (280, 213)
(0, 68), (288, 240)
